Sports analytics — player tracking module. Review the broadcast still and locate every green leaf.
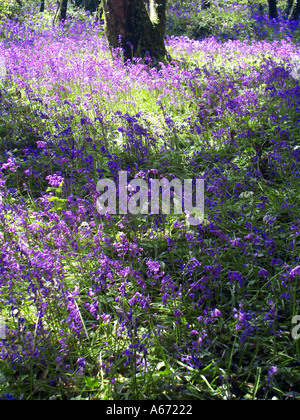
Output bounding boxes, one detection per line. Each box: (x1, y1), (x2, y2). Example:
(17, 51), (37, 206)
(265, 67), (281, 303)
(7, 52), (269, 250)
(84, 376), (99, 390)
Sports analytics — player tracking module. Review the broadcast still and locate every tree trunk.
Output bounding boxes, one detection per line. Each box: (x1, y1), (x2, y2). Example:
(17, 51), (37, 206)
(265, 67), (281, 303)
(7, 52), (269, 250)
(268, 0), (278, 18)
(59, 0), (69, 21)
(40, 0), (45, 12)
(285, 0), (294, 15)
(101, 0), (168, 64)
(289, 0), (300, 19)
(73, 0), (100, 13)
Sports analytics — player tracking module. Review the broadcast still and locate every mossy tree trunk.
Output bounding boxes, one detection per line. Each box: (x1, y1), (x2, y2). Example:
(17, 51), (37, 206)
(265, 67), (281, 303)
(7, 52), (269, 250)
(101, 0), (168, 64)
(289, 0), (300, 19)
(268, 0), (278, 18)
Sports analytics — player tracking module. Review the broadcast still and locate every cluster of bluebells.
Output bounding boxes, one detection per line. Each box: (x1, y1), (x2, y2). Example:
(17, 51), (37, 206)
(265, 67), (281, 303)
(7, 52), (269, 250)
(0, 2), (299, 399)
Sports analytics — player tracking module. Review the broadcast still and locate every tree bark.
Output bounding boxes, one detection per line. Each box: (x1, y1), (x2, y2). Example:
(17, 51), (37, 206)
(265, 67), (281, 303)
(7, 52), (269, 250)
(40, 0), (45, 12)
(73, 0), (100, 13)
(268, 0), (278, 18)
(101, 0), (168, 64)
(59, 0), (69, 21)
(289, 0), (300, 19)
